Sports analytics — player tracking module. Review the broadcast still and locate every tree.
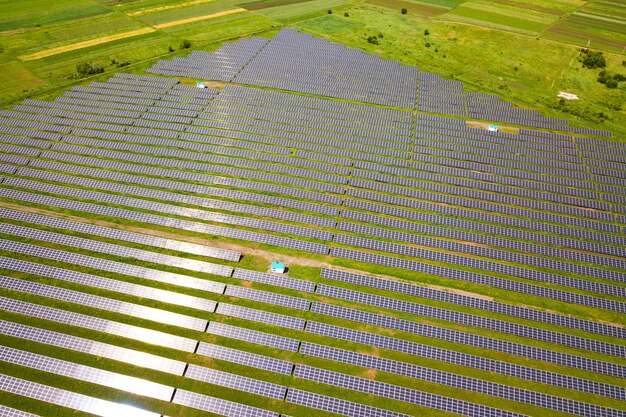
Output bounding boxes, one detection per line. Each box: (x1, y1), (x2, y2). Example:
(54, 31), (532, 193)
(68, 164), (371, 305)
(168, 46), (174, 52)
(401, 8), (407, 14)
(328, 9), (332, 14)
(580, 50), (606, 69)
(367, 36), (379, 45)
(424, 29), (429, 35)
(425, 42), (431, 48)
(76, 62), (104, 76)
(180, 39), (192, 49)
(606, 79), (618, 88)
(344, 12), (349, 17)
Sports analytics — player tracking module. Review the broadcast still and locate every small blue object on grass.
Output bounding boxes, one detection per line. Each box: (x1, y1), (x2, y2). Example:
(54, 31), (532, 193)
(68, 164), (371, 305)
(271, 261), (285, 274)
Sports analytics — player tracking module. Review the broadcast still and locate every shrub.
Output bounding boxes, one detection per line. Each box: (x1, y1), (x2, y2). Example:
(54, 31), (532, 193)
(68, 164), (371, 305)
(117, 60), (130, 67)
(424, 29), (429, 35)
(513, 66), (518, 71)
(328, 9), (332, 14)
(168, 46), (174, 52)
(580, 50), (606, 69)
(76, 62), (104, 76)
(344, 12), (349, 17)
(425, 42), (431, 48)
(401, 8), (407, 14)
(614, 73), (626, 82)
(606, 79), (618, 88)
(180, 39), (192, 49)
(367, 36), (379, 45)
(378, 32), (383, 38)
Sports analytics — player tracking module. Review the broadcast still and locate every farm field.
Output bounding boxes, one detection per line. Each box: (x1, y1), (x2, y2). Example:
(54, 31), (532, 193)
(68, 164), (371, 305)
(0, 3), (625, 417)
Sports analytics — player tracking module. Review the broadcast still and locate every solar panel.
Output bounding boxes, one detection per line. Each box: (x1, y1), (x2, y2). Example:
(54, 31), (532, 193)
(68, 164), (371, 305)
(0, 346), (175, 401)
(195, 343), (294, 375)
(173, 389), (279, 417)
(0, 239), (227, 293)
(0, 207), (241, 261)
(0, 274), (208, 332)
(207, 321), (300, 352)
(0, 256), (217, 313)
(0, 297), (197, 352)
(185, 365), (287, 400)
(215, 303), (305, 330)
(0, 374), (160, 417)
(0, 320), (186, 375)
(225, 285), (311, 311)
(0, 405), (40, 417)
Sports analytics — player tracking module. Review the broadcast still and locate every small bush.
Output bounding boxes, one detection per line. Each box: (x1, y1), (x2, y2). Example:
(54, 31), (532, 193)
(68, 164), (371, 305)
(180, 39), (192, 49)
(367, 36), (379, 45)
(110, 59), (117, 65)
(76, 62), (104, 76)
(168, 46), (174, 52)
(328, 9), (332, 14)
(424, 29), (429, 35)
(401, 8), (407, 14)
(378, 32), (383, 38)
(513, 66), (518, 71)
(579, 49), (606, 69)
(344, 12), (349, 17)
(606, 79), (618, 88)
(117, 60), (130, 67)
(425, 42), (431, 48)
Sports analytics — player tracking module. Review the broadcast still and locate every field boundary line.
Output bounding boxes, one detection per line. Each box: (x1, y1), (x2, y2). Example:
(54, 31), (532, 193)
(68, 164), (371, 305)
(19, 27), (156, 61)
(153, 8), (247, 29)
(127, 0), (216, 16)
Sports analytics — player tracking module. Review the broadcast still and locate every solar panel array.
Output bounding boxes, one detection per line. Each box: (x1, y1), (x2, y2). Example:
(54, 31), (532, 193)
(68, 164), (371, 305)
(0, 27), (624, 417)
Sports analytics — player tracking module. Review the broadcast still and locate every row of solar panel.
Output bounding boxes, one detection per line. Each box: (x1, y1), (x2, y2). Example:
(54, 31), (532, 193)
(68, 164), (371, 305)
(5, 156), (623, 279)
(0, 185), (330, 255)
(330, 247), (624, 313)
(334, 232), (624, 294)
(319, 268), (624, 338)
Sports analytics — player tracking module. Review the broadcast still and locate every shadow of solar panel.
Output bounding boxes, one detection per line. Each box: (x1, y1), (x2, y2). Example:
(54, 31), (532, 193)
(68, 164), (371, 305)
(0, 374), (160, 417)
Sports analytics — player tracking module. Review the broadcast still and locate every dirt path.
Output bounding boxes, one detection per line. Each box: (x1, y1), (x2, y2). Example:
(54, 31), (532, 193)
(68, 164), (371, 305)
(127, 0), (216, 16)
(19, 27), (157, 61)
(154, 8), (247, 29)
